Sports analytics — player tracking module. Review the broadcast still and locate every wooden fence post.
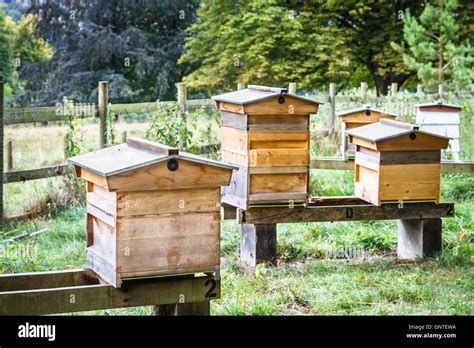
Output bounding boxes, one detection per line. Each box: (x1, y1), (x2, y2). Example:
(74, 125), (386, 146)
(471, 84), (474, 97)
(0, 82), (3, 224)
(98, 81), (108, 148)
(391, 82), (398, 96)
(360, 82), (367, 102)
(438, 84), (444, 99)
(176, 82), (187, 150)
(417, 84), (423, 95)
(121, 131), (127, 143)
(7, 140), (12, 171)
(288, 82), (296, 94)
(237, 82), (245, 90)
(329, 83), (336, 135)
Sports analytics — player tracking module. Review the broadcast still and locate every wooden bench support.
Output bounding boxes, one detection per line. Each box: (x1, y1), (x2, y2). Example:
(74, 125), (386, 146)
(397, 218), (442, 259)
(151, 301), (211, 316)
(240, 224), (277, 266)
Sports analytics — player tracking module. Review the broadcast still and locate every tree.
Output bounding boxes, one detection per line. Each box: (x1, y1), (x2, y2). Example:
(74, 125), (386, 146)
(392, 0), (474, 93)
(18, 0), (199, 106)
(180, 0), (425, 95)
(13, 14), (53, 65)
(0, 8), (18, 90)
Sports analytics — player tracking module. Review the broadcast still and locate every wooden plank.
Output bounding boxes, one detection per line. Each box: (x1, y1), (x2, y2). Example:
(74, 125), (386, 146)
(249, 148), (309, 167)
(89, 216), (116, 264)
(339, 111), (397, 124)
(249, 173), (307, 194)
(248, 124), (308, 131)
(87, 191), (116, 216)
(107, 159), (232, 192)
(248, 192), (307, 203)
(244, 95), (319, 114)
(221, 149), (248, 166)
(221, 126), (248, 155)
(0, 269), (99, 292)
(379, 150), (441, 165)
(87, 247), (118, 287)
(116, 213), (220, 276)
(379, 163), (441, 203)
(87, 202), (115, 226)
(0, 273), (220, 315)
(78, 167), (109, 189)
(126, 137), (179, 155)
(240, 202), (455, 224)
(248, 114), (308, 127)
(240, 224), (277, 266)
(117, 188), (221, 216)
(377, 132), (449, 151)
(222, 203), (237, 220)
(308, 196), (366, 206)
(222, 166), (248, 202)
(3, 164), (70, 183)
(220, 111), (248, 130)
(215, 101), (245, 114)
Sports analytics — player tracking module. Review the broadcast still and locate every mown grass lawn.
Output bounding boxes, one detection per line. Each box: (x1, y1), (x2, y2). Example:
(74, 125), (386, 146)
(1, 171), (472, 315)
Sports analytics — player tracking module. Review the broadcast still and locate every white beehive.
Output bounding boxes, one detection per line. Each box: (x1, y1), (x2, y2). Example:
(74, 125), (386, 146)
(415, 101), (461, 161)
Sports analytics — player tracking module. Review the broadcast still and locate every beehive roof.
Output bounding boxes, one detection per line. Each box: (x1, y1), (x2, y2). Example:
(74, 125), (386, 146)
(212, 85), (323, 105)
(346, 119), (450, 143)
(69, 138), (237, 177)
(336, 105), (398, 117)
(415, 100), (462, 110)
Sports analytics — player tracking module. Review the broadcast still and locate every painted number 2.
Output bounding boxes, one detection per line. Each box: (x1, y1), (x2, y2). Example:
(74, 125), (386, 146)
(204, 279), (217, 299)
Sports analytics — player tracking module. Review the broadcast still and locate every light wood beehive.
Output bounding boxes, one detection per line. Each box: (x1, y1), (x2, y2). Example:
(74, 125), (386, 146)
(347, 119), (449, 206)
(69, 138), (236, 287)
(337, 105), (398, 158)
(212, 85), (322, 209)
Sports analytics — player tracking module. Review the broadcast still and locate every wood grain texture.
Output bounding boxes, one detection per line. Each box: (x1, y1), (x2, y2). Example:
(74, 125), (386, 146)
(126, 137), (179, 155)
(116, 213), (220, 276)
(249, 148), (309, 167)
(221, 111), (248, 130)
(249, 173), (307, 194)
(376, 132), (450, 151)
(339, 111), (396, 124)
(221, 126), (248, 155)
(107, 159), (232, 192)
(116, 188), (221, 216)
(240, 202), (455, 224)
(244, 96), (318, 114)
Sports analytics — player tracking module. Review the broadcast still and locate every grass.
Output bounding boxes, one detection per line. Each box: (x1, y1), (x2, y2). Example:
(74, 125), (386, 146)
(0, 99), (472, 315)
(1, 171), (472, 315)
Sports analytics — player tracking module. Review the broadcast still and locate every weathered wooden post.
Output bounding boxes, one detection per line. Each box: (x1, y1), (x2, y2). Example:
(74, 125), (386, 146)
(176, 82), (187, 150)
(7, 140), (12, 171)
(391, 82), (398, 96)
(121, 131), (127, 143)
(471, 84), (474, 96)
(329, 82), (336, 135)
(0, 82), (3, 224)
(360, 82), (368, 102)
(397, 218), (442, 259)
(288, 82), (297, 94)
(438, 84), (444, 99)
(98, 81), (108, 148)
(417, 84), (423, 95)
(237, 82), (245, 90)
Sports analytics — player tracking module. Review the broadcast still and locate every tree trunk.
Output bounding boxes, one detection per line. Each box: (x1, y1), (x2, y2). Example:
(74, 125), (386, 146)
(367, 61), (412, 96)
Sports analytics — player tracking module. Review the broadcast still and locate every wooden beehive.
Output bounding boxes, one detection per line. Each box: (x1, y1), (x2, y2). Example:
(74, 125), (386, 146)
(69, 138), (236, 287)
(212, 85), (322, 209)
(347, 119), (449, 206)
(415, 101), (461, 161)
(337, 105), (398, 158)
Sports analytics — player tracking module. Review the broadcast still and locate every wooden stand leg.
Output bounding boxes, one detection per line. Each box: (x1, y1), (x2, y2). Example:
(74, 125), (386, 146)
(240, 224), (277, 266)
(397, 218), (442, 259)
(151, 301), (210, 316)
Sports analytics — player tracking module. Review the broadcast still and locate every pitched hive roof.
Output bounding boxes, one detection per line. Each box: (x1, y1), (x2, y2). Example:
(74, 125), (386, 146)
(212, 85), (323, 105)
(69, 137), (237, 177)
(346, 119), (450, 143)
(415, 100), (462, 110)
(336, 105), (398, 117)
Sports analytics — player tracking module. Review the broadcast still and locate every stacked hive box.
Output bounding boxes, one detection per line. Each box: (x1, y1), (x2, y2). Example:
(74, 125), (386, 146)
(212, 85), (322, 209)
(69, 138), (236, 287)
(347, 119), (449, 206)
(337, 105), (398, 158)
(415, 101), (461, 161)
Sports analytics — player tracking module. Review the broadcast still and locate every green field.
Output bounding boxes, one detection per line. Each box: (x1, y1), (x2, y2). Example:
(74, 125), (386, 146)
(0, 102), (473, 316)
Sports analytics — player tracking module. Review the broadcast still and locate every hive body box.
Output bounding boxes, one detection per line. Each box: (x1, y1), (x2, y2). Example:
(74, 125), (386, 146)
(347, 119), (449, 206)
(337, 106), (398, 159)
(212, 85), (322, 209)
(69, 138), (235, 287)
(415, 101), (461, 161)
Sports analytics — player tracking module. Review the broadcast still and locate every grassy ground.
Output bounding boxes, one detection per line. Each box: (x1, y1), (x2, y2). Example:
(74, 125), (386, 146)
(0, 99), (472, 315)
(1, 171), (472, 315)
